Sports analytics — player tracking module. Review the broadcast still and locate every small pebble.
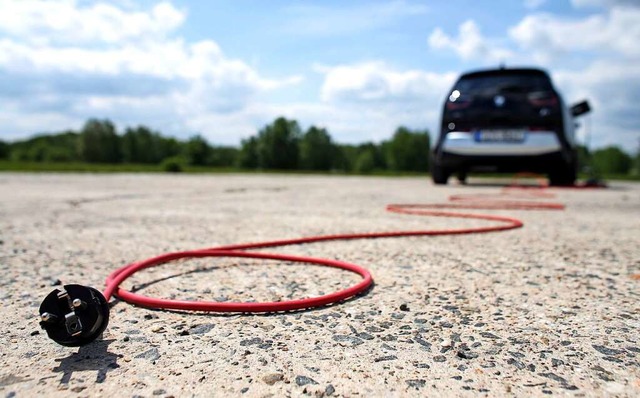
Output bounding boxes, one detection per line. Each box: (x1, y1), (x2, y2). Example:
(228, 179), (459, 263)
(325, 384), (335, 396)
(406, 379), (426, 389)
(295, 375), (317, 386)
(262, 373), (284, 385)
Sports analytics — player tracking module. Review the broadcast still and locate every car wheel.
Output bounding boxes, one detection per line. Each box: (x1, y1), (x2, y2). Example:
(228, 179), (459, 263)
(432, 165), (450, 185)
(548, 166), (576, 186)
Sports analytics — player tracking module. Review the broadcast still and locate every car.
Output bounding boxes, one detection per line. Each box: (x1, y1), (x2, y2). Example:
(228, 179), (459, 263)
(430, 67), (590, 185)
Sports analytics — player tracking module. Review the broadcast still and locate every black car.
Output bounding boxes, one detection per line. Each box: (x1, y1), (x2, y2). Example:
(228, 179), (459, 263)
(430, 67), (590, 185)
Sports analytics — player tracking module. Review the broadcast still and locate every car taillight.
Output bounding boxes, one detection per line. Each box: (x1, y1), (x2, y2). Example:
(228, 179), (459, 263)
(446, 100), (472, 110)
(528, 91), (558, 107)
(446, 90), (472, 110)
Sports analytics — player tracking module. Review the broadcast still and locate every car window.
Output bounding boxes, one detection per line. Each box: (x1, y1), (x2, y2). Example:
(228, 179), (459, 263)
(455, 74), (552, 96)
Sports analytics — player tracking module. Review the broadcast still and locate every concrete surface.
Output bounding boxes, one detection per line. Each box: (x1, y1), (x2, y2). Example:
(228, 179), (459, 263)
(0, 173), (639, 397)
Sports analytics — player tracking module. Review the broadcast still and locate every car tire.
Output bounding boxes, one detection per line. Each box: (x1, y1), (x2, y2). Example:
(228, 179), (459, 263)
(432, 165), (450, 185)
(548, 166), (576, 187)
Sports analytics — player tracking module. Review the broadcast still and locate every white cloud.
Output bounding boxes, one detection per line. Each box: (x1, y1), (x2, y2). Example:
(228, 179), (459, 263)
(0, 0), (185, 44)
(554, 61), (640, 150)
(317, 62), (455, 103)
(0, 34), (298, 90)
(0, 0), (302, 143)
(509, 7), (640, 60)
(313, 62), (457, 142)
(428, 20), (514, 62)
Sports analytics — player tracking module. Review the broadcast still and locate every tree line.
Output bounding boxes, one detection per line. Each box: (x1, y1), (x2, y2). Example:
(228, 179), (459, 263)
(0, 117), (431, 173)
(0, 117), (637, 175)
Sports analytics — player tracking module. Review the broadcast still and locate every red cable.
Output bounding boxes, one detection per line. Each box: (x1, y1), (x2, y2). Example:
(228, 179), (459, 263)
(103, 182), (566, 313)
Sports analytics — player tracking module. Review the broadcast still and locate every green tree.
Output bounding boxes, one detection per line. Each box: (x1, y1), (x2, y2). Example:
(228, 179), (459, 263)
(355, 143), (386, 173)
(78, 119), (121, 163)
(45, 131), (80, 162)
(209, 146), (239, 167)
(121, 126), (164, 164)
(592, 146), (632, 174)
(238, 136), (259, 168)
(299, 126), (335, 171)
(184, 135), (211, 166)
(8, 131), (80, 162)
(333, 144), (358, 172)
(384, 127), (430, 172)
(160, 137), (182, 160)
(0, 140), (10, 159)
(354, 149), (376, 174)
(632, 143), (640, 177)
(27, 140), (48, 162)
(256, 117), (301, 169)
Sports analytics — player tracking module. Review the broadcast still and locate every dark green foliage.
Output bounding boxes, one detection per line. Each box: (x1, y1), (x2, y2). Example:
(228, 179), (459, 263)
(238, 136), (259, 168)
(0, 140), (10, 159)
(161, 156), (185, 172)
(355, 143), (386, 172)
(0, 118), (432, 174)
(299, 126), (335, 171)
(332, 145), (358, 172)
(184, 135), (211, 166)
(354, 149), (376, 174)
(8, 131), (80, 162)
(383, 127), (430, 171)
(255, 117), (301, 169)
(160, 137), (182, 160)
(592, 146), (632, 174)
(633, 148), (640, 177)
(209, 146), (239, 167)
(78, 119), (121, 163)
(121, 126), (166, 164)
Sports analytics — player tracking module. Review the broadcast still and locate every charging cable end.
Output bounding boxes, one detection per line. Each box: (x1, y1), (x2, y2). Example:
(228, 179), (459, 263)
(38, 284), (109, 347)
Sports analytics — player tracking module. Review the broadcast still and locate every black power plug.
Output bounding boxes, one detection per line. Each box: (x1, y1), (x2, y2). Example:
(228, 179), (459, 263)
(39, 284), (110, 347)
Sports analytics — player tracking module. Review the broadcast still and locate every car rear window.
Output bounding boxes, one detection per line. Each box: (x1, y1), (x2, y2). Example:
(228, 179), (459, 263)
(454, 73), (552, 96)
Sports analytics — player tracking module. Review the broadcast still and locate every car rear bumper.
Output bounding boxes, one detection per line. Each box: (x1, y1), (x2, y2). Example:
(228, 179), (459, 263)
(441, 130), (561, 156)
(434, 150), (571, 173)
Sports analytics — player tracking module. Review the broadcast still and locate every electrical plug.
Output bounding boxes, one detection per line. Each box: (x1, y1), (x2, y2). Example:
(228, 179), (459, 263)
(38, 284), (110, 347)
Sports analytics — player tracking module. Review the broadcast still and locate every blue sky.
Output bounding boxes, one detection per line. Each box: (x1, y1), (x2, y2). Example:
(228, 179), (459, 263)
(0, 0), (638, 151)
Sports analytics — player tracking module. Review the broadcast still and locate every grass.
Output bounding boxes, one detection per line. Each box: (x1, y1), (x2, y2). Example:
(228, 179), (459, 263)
(0, 160), (427, 177)
(0, 160), (638, 181)
(0, 160), (236, 173)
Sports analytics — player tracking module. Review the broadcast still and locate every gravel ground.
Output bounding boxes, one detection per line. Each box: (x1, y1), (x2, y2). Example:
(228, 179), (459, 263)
(0, 173), (639, 397)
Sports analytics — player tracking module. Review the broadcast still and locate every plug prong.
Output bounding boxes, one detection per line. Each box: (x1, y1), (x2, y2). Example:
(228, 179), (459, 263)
(41, 312), (58, 323)
(72, 298), (86, 309)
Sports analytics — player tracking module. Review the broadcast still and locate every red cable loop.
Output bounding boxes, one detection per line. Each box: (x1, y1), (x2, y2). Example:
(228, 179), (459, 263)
(102, 180), (572, 313)
(105, 251), (372, 312)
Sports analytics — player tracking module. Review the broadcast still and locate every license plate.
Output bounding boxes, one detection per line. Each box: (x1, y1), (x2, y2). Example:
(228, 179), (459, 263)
(474, 129), (526, 143)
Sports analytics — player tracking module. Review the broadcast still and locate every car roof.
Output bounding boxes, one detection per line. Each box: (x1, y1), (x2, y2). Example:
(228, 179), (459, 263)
(459, 67), (551, 80)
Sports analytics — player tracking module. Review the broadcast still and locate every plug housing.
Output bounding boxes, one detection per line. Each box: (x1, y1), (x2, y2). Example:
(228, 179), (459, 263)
(39, 284), (110, 346)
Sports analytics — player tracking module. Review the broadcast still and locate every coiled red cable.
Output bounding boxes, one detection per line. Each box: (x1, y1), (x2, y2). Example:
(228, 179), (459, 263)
(103, 181), (567, 313)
